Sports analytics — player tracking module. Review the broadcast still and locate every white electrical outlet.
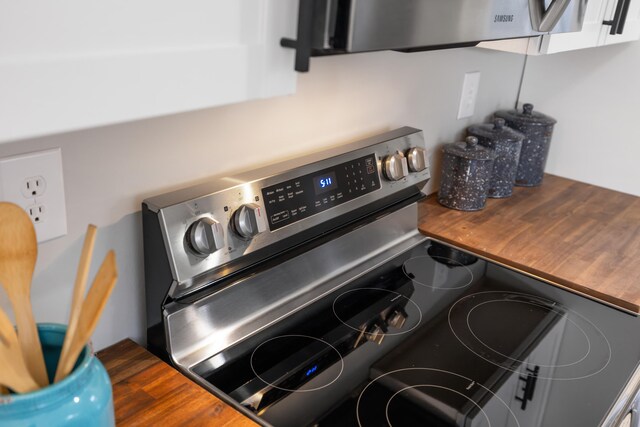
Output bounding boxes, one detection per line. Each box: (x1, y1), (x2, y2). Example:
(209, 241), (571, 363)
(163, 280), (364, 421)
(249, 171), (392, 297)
(0, 148), (67, 243)
(457, 71), (481, 119)
(22, 176), (47, 198)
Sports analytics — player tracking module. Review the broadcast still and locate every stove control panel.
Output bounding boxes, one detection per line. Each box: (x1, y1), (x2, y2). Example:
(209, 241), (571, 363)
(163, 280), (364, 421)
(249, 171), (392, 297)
(262, 154), (380, 231)
(145, 127), (430, 297)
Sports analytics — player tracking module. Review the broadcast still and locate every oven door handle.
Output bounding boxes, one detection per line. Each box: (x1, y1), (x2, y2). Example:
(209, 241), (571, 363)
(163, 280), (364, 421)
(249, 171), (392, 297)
(529, 0), (573, 32)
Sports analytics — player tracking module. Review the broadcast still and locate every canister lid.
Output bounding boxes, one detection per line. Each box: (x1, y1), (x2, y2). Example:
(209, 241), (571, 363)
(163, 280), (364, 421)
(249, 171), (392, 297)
(443, 136), (495, 161)
(467, 118), (525, 143)
(494, 103), (557, 126)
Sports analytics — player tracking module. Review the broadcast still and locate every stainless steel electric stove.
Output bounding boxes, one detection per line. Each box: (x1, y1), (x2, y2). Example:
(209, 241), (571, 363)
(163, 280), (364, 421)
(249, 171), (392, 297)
(142, 127), (640, 427)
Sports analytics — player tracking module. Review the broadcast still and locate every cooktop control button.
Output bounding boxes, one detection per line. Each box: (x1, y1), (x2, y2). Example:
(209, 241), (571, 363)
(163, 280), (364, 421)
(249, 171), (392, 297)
(386, 308), (407, 329)
(383, 151), (409, 181)
(187, 217), (225, 257)
(233, 203), (267, 239)
(407, 147), (428, 172)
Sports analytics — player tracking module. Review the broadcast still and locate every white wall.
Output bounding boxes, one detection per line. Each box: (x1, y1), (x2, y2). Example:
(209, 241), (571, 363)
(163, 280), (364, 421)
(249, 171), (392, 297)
(519, 41), (640, 196)
(0, 48), (525, 350)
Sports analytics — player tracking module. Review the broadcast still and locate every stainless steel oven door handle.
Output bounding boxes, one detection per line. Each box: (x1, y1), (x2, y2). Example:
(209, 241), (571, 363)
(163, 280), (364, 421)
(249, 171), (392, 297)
(529, 0), (573, 32)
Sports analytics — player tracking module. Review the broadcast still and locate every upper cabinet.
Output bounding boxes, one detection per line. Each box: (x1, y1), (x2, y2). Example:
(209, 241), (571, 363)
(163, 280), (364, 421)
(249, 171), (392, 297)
(0, 0), (298, 143)
(479, 0), (640, 54)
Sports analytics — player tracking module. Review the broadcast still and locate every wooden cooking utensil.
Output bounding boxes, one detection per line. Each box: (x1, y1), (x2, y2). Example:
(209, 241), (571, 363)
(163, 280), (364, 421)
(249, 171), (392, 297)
(0, 202), (48, 387)
(0, 306), (39, 393)
(54, 251), (117, 383)
(56, 225), (97, 384)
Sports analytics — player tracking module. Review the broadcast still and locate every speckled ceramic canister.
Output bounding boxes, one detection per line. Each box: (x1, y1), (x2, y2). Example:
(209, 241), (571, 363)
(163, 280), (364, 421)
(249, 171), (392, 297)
(495, 103), (557, 187)
(467, 118), (524, 198)
(438, 136), (495, 211)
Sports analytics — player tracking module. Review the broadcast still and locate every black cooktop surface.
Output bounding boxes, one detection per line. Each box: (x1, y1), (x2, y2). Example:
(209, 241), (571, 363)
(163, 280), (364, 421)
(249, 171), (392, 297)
(194, 241), (640, 427)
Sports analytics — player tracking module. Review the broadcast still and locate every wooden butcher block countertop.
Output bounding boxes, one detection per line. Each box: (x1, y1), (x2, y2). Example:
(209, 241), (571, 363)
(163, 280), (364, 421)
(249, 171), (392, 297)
(96, 339), (258, 427)
(418, 174), (640, 313)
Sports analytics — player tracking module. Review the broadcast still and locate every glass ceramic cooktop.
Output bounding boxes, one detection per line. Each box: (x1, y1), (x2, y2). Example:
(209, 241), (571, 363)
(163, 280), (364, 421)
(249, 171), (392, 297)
(193, 241), (640, 427)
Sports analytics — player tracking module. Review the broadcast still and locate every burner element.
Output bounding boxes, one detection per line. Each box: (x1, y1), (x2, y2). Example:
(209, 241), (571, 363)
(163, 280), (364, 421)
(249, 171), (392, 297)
(448, 291), (612, 380)
(403, 255), (474, 290)
(250, 335), (344, 393)
(332, 288), (423, 339)
(386, 385), (491, 427)
(357, 368), (521, 427)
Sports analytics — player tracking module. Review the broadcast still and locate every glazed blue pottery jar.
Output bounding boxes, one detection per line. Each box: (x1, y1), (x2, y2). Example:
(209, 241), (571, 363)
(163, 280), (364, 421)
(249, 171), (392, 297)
(0, 323), (114, 426)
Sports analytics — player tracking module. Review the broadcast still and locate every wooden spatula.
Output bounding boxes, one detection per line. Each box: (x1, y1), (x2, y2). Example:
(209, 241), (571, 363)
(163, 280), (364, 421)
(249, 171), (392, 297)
(0, 306), (39, 393)
(54, 251), (117, 382)
(56, 225), (97, 384)
(0, 202), (48, 387)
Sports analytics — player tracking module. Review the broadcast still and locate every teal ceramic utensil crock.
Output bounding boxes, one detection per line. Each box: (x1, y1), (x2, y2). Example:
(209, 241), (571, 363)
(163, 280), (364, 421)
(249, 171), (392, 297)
(0, 323), (114, 426)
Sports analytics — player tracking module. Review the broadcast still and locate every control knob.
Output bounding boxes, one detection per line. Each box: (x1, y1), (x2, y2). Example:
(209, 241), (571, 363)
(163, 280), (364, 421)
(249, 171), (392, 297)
(187, 217), (225, 257)
(232, 203), (267, 239)
(383, 151), (409, 181)
(406, 147), (429, 172)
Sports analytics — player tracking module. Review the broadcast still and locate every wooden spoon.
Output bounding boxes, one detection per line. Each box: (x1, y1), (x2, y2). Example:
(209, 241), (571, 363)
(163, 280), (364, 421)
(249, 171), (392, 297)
(0, 306), (39, 393)
(56, 225), (97, 384)
(54, 250), (117, 382)
(0, 202), (48, 387)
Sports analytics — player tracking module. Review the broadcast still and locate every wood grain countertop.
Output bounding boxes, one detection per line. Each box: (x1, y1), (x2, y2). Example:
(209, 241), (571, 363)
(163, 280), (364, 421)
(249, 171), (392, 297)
(96, 339), (258, 427)
(419, 174), (640, 313)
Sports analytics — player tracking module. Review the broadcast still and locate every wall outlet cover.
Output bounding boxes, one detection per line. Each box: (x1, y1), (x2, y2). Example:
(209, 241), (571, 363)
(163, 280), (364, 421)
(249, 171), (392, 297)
(0, 148), (67, 243)
(457, 71), (481, 119)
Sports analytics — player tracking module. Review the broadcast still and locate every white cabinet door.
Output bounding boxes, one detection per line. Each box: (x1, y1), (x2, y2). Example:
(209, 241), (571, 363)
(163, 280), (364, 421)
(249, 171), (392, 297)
(478, 0), (640, 54)
(0, 0), (298, 143)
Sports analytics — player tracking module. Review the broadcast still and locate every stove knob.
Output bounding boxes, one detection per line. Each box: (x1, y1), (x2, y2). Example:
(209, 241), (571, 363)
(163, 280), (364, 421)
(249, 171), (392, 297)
(383, 151), (409, 181)
(406, 147), (428, 173)
(187, 217), (225, 256)
(365, 323), (386, 345)
(232, 203), (267, 239)
(387, 308), (407, 329)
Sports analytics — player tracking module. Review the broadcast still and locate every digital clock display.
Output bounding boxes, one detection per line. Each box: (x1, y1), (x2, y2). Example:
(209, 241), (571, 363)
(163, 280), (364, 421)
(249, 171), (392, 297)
(313, 171), (338, 195)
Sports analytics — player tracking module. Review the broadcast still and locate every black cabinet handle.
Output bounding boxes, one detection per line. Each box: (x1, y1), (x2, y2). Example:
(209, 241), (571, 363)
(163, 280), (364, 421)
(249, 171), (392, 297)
(617, 0), (632, 34)
(280, 0), (314, 72)
(603, 0), (631, 35)
(515, 366), (540, 410)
